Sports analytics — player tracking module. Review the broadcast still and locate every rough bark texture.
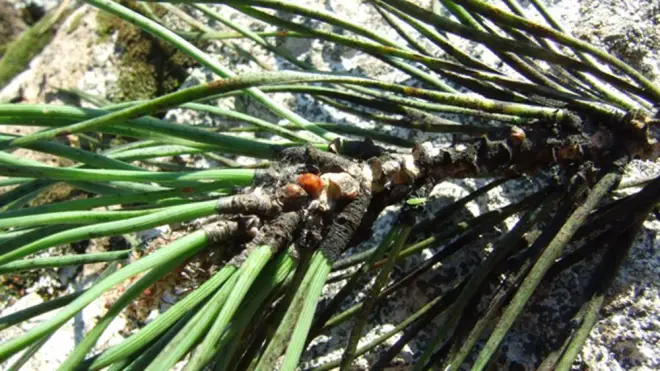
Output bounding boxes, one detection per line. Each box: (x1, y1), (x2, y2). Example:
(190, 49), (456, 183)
(319, 189), (372, 263)
(412, 114), (646, 182)
(253, 167), (281, 187)
(202, 220), (240, 245)
(249, 211), (302, 253)
(215, 193), (280, 216)
(329, 138), (387, 160)
(277, 145), (363, 179)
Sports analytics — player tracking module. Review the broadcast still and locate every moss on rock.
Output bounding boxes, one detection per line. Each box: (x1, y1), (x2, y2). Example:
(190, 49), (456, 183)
(0, 3), (27, 60)
(96, 2), (197, 102)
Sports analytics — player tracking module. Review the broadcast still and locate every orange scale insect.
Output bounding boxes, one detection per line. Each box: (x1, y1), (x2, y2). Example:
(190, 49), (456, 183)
(297, 173), (324, 198)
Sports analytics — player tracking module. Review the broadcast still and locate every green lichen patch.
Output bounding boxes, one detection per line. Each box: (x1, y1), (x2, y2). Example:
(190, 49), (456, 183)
(96, 2), (197, 102)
